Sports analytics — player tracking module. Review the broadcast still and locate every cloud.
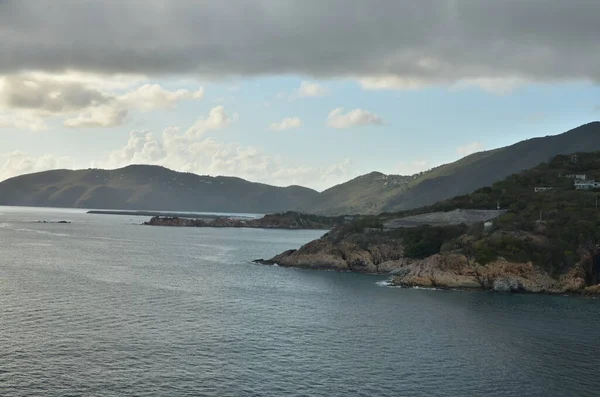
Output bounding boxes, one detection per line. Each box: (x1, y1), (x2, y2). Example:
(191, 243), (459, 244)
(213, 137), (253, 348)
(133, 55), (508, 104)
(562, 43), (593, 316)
(456, 141), (485, 157)
(360, 75), (524, 94)
(92, 112), (352, 190)
(359, 76), (429, 91)
(63, 105), (128, 128)
(395, 160), (430, 176)
(118, 84), (204, 111)
(269, 117), (302, 131)
(0, 72), (205, 128)
(326, 108), (383, 129)
(186, 106), (237, 137)
(296, 81), (329, 97)
(0, 74), (109, 114)
(2, 2), (600, 87)
(0, 112), (48, 131)
(0, 151), (73, 181)
(452, 78), (524, 95)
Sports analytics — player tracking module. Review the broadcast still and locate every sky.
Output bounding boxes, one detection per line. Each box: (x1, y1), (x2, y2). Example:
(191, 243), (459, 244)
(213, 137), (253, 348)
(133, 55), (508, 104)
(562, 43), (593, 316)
(0, 1), (599, 191)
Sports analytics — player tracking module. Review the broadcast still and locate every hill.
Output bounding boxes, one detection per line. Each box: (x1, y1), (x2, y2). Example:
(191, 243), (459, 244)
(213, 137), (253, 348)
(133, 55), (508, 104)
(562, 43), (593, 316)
(260, 151), (600, 295)
(303, 121), (600, 215)
(301, 172), (414, 215)
(2, 122), (600, 215)
(0, 165), (318, 213)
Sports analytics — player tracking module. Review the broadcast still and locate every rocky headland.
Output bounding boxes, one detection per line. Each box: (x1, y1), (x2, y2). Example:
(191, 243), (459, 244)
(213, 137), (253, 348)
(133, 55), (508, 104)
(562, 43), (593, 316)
(254, 218), (600, 296)
(143, 211), (346, 230)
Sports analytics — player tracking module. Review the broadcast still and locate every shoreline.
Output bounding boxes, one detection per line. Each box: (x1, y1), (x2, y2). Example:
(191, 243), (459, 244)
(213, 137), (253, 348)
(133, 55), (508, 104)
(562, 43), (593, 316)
(255, 259), (600, 297)
(87, 210), (256, 219)
(142, 213), (344, 230)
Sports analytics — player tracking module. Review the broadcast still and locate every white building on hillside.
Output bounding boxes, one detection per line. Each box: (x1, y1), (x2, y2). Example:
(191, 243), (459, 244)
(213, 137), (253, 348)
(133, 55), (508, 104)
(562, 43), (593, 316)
(574, 180), (600, 190)
(565, 174), (587, 180)
(534, 187), (554, 192)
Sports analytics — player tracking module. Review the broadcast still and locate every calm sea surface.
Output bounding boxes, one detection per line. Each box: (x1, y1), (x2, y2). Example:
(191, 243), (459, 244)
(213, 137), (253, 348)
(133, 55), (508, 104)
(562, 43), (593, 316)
(0, 206), (599, 397)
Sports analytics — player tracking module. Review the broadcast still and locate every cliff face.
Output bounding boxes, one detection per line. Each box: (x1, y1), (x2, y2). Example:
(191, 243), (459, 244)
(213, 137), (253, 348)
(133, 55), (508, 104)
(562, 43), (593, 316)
(256, 231), (600, 295)
(389, 254), (588, 294)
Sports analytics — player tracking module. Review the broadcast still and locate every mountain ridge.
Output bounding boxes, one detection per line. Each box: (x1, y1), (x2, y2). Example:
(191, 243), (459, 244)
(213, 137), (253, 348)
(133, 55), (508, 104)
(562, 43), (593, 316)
(302, 121), (600, 214)
(1, 122), (599, 214)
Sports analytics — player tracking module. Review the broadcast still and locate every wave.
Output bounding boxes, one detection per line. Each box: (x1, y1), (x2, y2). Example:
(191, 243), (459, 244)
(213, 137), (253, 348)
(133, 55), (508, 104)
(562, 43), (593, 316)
(376, 280), (442, 291)
(16, 228), (71, 237)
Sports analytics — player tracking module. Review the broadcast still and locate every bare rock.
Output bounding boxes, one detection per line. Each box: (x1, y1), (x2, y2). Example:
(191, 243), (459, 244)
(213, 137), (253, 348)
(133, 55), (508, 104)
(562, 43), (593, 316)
(493, 277), (520, 292)
(391, 254), (483, 289)
(582, 285), (600, 297)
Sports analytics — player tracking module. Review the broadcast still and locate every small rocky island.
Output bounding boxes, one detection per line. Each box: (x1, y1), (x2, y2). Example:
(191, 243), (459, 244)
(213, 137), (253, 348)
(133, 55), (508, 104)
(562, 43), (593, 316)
(255, 153), (600, 296)
(143, 211), (348, 230)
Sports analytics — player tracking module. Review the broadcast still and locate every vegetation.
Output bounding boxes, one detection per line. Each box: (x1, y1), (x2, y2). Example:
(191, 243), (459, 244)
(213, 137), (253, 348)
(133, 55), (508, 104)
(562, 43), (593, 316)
(326, 150), (600, 277)
(393, 225), (469, 259)
(305, 121), (600, 215)
(0, 165), (319, 213)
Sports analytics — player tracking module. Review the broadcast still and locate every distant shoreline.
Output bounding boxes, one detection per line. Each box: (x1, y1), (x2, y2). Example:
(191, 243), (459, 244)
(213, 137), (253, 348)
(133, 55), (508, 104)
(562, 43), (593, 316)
(87, 210), (256, 220)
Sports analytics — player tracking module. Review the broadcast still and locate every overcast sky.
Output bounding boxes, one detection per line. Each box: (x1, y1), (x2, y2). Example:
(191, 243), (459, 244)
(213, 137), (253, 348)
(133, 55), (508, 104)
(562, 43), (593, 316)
(1, 0), (599, 190)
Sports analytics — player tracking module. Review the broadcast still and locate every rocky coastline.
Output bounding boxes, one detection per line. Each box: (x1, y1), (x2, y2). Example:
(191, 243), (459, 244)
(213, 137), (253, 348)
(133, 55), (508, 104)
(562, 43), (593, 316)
(254, 229), (600, 296)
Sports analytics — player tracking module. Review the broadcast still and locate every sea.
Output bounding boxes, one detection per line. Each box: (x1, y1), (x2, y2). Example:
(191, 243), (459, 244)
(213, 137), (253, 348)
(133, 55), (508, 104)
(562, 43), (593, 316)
(0, 206), (599, 397)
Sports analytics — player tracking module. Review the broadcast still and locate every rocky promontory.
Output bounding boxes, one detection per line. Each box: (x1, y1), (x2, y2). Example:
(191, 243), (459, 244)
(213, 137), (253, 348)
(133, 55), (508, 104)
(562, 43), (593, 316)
(253, 151), (600, 296)
(144, 211), (346, 230)
(254, 221), (600, 296)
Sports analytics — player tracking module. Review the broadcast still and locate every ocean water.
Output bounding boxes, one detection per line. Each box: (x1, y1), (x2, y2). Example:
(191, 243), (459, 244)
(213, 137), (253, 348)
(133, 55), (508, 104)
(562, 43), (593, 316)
(0, 206), (599, 397)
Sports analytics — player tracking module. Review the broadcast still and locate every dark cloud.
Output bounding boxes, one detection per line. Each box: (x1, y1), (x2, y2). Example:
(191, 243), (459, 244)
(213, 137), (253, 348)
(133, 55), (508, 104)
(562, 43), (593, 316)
(1, 1), (600, 83)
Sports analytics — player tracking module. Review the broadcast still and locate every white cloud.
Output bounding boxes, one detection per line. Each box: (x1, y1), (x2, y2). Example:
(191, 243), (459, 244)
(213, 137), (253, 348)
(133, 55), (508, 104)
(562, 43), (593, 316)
(118, 84), (204, 112)
(186, 106), (237, 138)
(326, 108), (383, 129)
(0, 151), (74, 181)
(359, 76), (430, 91)
(94, 112), (352, 190)
(269, 117), (302, 131)
(63, 105), (128, 128)
(360, 75), (523, 95)
(395, 160), (431, 176)
(296, 81), (329, 97)
(456, 141), (485, 157)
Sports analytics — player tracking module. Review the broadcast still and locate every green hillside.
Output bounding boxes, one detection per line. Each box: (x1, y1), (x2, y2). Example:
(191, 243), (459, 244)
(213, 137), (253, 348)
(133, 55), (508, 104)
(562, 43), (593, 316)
(304, 121), (600, 215)
(302, 172), (414, 215)
(371, 151), (600, 276)
(0, 165), (319, 213)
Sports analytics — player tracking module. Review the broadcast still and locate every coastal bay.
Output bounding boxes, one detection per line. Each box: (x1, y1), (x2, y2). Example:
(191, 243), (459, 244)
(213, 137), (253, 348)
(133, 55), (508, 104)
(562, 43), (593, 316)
(0, 206), (599, 396)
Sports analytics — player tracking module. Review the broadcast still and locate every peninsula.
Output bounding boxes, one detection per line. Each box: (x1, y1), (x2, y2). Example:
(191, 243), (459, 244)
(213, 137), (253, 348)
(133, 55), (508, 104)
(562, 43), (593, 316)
(255, 152), (600, 296)
(87, 210), (251, 219)
(143, 211), (349, 230)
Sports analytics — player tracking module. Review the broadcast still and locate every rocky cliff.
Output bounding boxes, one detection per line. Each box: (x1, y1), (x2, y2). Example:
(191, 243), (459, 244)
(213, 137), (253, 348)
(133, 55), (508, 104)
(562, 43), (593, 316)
(255, 228), (600, 296)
